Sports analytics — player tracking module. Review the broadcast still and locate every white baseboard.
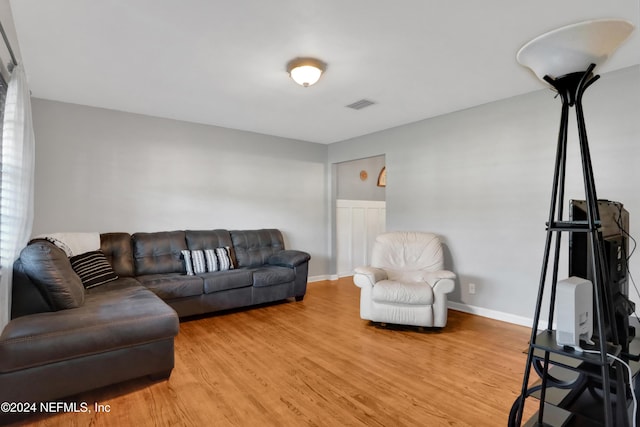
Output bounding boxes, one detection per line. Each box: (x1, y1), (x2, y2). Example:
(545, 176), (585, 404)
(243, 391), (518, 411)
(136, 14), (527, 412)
(448, 301), (548, 329)
(308, 274), (340, 282)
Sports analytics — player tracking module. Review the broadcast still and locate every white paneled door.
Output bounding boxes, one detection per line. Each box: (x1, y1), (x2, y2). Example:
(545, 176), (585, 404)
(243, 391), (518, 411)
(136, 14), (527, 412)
(336, 200), (386, 277)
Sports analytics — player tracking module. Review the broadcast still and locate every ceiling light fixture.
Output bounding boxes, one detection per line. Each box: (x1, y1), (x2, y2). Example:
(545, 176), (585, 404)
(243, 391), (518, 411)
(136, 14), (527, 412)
(286, 57), (326, 87)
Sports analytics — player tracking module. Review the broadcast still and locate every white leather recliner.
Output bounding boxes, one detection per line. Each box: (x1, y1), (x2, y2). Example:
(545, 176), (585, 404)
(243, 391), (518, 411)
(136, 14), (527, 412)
(353, 231), (456, 328)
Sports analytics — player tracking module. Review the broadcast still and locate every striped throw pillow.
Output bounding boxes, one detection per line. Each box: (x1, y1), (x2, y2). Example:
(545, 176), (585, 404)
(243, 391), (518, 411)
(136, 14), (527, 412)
(181, 249), (194, 275)
(183, 247), (235, 274)
(215, 247), (233, 271)
(204, 249), (219, 272)
(191, 250), (207, 274)
(182, 250), (207, 274)
(70, 250), (119, 288)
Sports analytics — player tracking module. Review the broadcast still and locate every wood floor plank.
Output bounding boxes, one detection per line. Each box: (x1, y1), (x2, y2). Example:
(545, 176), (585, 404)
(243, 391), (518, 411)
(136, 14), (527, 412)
(7, 277), (533, 426)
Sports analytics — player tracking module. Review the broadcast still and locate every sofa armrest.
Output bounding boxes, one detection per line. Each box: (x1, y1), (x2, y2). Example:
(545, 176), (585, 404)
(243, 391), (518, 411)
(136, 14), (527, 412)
(353, 266), (387, 289)
(267, 250), (311, 268)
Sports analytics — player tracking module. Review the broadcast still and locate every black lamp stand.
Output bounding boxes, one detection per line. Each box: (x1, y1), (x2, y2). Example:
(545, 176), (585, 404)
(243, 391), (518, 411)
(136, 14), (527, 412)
(512, 63), (631, 427)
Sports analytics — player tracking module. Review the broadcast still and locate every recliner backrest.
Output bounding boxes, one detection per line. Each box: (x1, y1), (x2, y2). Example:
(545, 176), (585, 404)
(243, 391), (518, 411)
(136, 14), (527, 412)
(371, 232), (443, 281)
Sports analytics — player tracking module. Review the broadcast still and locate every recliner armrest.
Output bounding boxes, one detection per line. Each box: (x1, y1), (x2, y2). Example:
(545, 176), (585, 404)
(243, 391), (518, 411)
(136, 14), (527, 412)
(353, 266), (388, 288)
(267, 250), (311, 268)
(424, 270), (456, 294)
(424, 270), (456, 282)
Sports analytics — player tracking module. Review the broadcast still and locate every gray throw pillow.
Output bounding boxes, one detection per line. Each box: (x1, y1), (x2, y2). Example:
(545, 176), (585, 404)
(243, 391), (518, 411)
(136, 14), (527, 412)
(20, 240), (85, 310)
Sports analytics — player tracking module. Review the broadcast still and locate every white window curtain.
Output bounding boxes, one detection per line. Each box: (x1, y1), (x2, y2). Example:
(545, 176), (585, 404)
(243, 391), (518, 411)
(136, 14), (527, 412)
(0, 64), (35, 331)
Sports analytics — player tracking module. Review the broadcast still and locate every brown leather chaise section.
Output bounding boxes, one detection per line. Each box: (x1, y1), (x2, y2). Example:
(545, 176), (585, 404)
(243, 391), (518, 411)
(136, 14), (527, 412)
(0, 277), (179, 406)
(0, 278), (177, 373)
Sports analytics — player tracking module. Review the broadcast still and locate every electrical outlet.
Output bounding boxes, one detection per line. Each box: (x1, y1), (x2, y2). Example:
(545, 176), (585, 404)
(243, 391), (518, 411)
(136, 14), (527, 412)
(469, 283), (476, 294)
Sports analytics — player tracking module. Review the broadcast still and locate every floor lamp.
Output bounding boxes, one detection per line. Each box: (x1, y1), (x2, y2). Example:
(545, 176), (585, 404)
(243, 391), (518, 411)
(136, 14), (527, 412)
(512, 19), (634, 427)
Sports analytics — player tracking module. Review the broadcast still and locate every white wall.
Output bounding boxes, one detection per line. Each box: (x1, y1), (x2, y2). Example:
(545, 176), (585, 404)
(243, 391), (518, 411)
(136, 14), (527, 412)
(336, 155), (386, 201)
(329, 66), (640, 322)
(30, 99), (330, 277)
(26, 65), (640, 322)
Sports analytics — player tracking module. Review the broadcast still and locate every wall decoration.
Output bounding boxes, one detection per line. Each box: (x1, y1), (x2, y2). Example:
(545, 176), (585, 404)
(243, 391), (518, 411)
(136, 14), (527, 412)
(377, 166), (386, 187)
(359, 170), (368, 181)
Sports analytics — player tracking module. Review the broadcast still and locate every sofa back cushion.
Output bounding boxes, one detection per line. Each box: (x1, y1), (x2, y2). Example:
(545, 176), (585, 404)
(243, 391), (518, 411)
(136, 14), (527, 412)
(100, 232), (135, 277)
(185, 230), (233, 251)
(19, 240), (85, 310)
(132, 231), (187, 275)
(230, 229), (285, 268)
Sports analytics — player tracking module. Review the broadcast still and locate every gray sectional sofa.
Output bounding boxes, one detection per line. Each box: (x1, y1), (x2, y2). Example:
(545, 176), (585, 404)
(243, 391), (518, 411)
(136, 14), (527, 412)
(0, 228), (310, 415)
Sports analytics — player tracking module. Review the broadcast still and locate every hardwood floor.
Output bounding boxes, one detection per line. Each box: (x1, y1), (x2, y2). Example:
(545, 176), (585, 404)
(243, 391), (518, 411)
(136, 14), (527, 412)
(9, 278), (533, 426)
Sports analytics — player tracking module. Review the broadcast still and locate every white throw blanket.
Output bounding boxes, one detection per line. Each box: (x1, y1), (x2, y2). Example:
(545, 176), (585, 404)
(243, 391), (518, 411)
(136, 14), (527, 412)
(33, 232), (100, 257)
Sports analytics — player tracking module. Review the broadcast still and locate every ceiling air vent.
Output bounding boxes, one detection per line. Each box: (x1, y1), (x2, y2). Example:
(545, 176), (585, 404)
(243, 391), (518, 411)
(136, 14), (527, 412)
(346, 99), (376, 110)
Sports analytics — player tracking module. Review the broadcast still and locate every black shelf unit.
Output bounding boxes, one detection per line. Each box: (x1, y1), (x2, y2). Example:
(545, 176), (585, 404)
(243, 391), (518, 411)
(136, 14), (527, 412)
(520, 336), (640, 426)
(531, 331), (621, 367)
(511, 65), (634, 427)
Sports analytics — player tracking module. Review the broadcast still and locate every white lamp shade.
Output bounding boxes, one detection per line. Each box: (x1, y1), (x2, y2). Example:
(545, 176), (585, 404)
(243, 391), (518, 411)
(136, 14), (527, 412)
(517, 19), (634, 82)
(290, 65), (323, 87)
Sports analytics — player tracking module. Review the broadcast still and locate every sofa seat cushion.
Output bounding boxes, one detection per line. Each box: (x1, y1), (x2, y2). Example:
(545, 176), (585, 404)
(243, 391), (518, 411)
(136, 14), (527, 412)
(252, 266), (295, 287)
(372, 280), (434, 305)
(136, 273), (203, 299)
(0, 278), (178, 373)
(202, 269), (252, 294)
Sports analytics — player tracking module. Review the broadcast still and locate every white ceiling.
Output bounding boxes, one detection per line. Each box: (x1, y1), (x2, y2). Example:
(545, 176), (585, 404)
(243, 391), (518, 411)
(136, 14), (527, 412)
(8, 0), (640, 144)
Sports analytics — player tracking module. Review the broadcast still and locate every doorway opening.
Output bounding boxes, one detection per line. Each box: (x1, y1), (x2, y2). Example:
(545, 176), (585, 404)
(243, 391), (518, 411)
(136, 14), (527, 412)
(334, 155), (386, 277)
